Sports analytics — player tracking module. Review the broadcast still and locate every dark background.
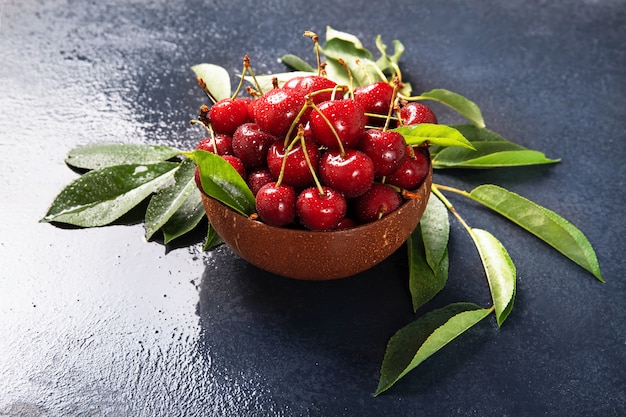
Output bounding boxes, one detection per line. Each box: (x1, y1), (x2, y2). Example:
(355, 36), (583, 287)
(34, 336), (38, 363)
(1, 0), (624, 416)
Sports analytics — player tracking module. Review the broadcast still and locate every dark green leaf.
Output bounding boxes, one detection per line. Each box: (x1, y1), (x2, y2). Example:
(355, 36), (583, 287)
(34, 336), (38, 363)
(191, 63), (231, 101)
(468, 184), (604, 282)
(375, 303), (492, 395)
(432, 143), (559, 168)
(161, 189), (205, 244)
(393, 124), (475, 149)
(145, 158), (198, 240)
(280, 54), (316, 73)
(203, 222), (223, 251)
(42, 162), (178, 227)
(65, 143), (181, 170)
(469, 228), (516, 326)
(187, 150), (255, 216)
(417, 89), (485, 128)
(408, 196), (450, 311)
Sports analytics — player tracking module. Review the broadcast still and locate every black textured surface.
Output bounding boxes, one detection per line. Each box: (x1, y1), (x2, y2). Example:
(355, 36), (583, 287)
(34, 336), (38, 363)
(1, 0), (624, 416)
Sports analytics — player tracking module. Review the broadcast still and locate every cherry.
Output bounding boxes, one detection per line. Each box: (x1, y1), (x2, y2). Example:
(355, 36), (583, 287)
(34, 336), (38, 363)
(232, 122), (277, 169)
(335, 217), (357, 230)
(296, 186), (347, 230)
(195, 134), (234, 156)
(208, 98), (251, 135)
(359, 129), (407, 176)
(247, 168), (275, 196)
(353, 81), (394, 125)
(386, 148), (430, 190)
(282, 75), (343, 104)
(221, 155), (247, 179)
(255, 182), (297, 227)
(319, 148), (375, 198)
(266, 138), (320, 189)
(353, 183), (402, 223)
(309, 99), (366, 149)
(254, 88), (306, 138)
(193, 167), (205, 194)
(399, 102), (438, 125)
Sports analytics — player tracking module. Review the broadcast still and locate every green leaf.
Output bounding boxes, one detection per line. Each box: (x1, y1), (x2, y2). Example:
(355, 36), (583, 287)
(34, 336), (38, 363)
(161, 188), (205, 244)
(65, 143), (181, 170)
(468, 184), (604, 282)
(469, 228), (516, 327)
(374, 35), (404, 71)
(375, 303), (492, 395)
(187, 150), (255, 216)
(203, 222), (223, 251)
(42, 162), (179, 227)
(417, 89), (485, 128)
(432, 143), (559, 168)
(408, 196), (450, 311)
(325, 26), (369, 51)
(191, 63), (231, 101)
(280, 54), (316, 73)
(144, 158), (198, 240)
(393, 124), (475, 149)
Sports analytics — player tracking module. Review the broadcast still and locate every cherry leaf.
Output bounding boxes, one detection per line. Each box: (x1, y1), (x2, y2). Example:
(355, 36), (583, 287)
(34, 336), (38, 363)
(203, 223), (223, 251)
(393, 124), (475, 149)
(375, 303), (492, 396)
(42, 162), (179, 227)
(469, 228), (516, 327)
(144, 158), (199, 241)
(191, 63), (231, 101)
(187, 150), (255, 216)
(417, 88), (485, 128)
(65, 143), (181, 170)
(280, 54), (316, 73)
(161, 189), (205, 244)
(468, 184), (604, 282)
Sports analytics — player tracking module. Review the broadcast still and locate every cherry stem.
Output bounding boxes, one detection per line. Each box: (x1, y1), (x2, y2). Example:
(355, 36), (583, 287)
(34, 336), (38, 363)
(299, 133), (326, 196)
(430, 184), (472, 233)
(190, 119), (218, 153)
(383, 77), (401, 131)
(232, 55), (264, 98)
(303, 30), (322, 76)
(309, 100), (346, 158)
(283, 98), (313, 148)
(337, 58), (354, 98)
(355, 59), (374, 85)
(197, 77), (218, 104)
(275, 135), (299, 188)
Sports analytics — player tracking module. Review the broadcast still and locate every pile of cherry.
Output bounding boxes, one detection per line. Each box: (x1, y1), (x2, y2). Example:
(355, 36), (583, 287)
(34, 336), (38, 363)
(194, 74), (436, 231)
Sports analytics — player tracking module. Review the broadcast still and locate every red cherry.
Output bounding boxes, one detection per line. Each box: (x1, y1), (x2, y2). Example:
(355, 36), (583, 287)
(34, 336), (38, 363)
(254, 88), (306, 138)
(195, 134), (234, 156)
(296, 186), (347, 230)
(266, 138), (320, 189)
(255, 182), (297, 227)
(193, 167), (205, 194)
(386, 148), (430, 190)
(232, 123), (277, 170)
(353, 183), (402, 223)
(399, 102), (438, 125)
(247, 168), (275, 196)
(359, 129), (407, 176)
(282, 75), (343, 104)
(353, 81), (394, 125)
(309, 99), (366, 149)
(208, 98), (251, 135)
(319, 148), (375, 198)
(221, 155), (246, 178)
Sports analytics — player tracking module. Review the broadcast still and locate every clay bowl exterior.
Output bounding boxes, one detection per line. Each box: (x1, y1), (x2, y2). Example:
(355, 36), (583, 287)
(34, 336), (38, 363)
(202, 166), (432, 280)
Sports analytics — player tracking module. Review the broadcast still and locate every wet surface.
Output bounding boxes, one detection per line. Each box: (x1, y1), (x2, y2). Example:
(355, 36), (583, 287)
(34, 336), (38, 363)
(1, 0), (625, 415)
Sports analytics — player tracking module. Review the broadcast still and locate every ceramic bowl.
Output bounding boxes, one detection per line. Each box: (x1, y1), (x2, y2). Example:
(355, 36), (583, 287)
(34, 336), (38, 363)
(202, 159), (432, 280)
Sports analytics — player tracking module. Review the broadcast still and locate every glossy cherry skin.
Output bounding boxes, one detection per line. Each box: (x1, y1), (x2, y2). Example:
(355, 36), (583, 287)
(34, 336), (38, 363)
(282, 75), (343, 104)
(266, 138), (320, 189)
(399, 102), (438, 125)
(232, 123), (277, 170)
(353, 81), (394, 125)
(255, 182), (297, 227)
(308, 99), (366, 149)
(352, 183), (402, 223)
(319, 148), (375, 198)
(359, 129), (407, 176)
(208, 98), (251, 135)
(385, 148), (430, 190)
(195, 134), (234, 156)
(254, 88), (306, 138)
(296, 186), (347, 231)
(247, 168), (275, 196)
(221, 155), (247, 179)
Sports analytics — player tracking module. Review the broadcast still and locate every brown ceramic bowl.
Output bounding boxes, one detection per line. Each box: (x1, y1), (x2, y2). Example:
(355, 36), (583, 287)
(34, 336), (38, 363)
(202, 162), (432, 280)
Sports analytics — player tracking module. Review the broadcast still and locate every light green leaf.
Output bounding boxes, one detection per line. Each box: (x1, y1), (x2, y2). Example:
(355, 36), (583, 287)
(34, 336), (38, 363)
(187, 150), (255, 216)
(375, 36), (404, 71)
(325, 26), (368, 50)
(468, 184), (603, 282)
(432, 143), (559, 168)
(417, 89), (485, 128)
(375, 303), (492, 395)
(280, 54), (316, 73)
(144, 158), (198, 240)
(42, 162), (179, 227)
(65, 143), (181, 170)
(161, 189), (205, 244)
(469, 228), (516, 327)
(191, 63), (231, 101)
(393, 124), (475, 149)
(420, 195), (450, 271)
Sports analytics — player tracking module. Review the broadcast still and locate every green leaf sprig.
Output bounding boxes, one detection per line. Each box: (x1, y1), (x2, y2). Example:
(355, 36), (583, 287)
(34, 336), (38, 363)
(42, 26), (603, 396)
